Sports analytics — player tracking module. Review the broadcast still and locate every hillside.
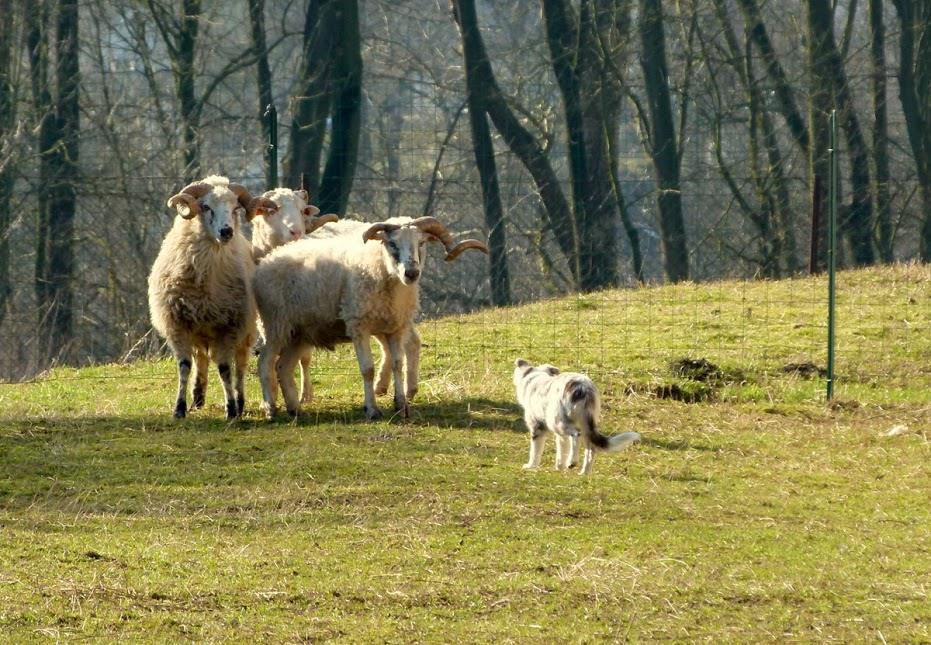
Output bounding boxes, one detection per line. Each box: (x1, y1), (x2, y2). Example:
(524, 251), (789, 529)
(0, 265), (928, 641)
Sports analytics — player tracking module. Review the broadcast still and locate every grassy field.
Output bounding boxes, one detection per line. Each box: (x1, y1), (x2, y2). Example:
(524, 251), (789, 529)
(1, 265), (929, 642)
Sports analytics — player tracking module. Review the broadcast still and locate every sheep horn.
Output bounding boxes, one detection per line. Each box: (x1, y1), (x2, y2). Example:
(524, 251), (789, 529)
(410, 216), (455, 247)
(306, 213), (339, 234)
(410, 216), (489, 261)
(443, 239), (489, 262)
(362, 222), (401, 242)
(246, 196), (280, 221)
(228, 183), (254, 210)
(166, 181), (212, 219)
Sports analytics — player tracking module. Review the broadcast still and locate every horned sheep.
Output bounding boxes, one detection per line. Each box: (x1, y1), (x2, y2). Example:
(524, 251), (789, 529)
(147, 175), (261, 419)
(254, 216), (488, 420)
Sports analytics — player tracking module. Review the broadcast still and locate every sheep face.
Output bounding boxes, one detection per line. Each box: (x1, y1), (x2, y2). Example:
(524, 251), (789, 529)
(196, 189), (243, 245)
(272, 191), (314, 242)
(378, 226), (429, 285)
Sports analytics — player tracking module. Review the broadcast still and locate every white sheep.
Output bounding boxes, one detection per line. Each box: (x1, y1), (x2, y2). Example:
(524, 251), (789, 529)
(250, 187), (336, 262)
(305, 218), (419, 401)
(254, 216), (488, 419)
(249, 187), (338, 404)
(147, 175), (260, 419)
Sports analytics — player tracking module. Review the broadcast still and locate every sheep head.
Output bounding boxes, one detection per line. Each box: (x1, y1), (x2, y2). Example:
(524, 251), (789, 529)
(167, 178), (250, 245)
(362, 217), (489, 286)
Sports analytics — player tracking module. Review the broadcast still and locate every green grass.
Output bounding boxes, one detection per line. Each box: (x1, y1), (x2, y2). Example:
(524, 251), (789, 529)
(1, 265), (929, 642)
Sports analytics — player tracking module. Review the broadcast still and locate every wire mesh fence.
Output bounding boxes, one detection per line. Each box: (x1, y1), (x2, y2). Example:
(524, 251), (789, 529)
(0, 75), (927, 401)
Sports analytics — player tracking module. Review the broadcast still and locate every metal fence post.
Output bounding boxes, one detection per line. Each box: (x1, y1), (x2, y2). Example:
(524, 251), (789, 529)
(827, 110), (837, 401)
(264, 103), (278, 190)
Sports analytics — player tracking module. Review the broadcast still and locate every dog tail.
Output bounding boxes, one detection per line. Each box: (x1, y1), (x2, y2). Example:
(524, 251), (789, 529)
(581, 412), (640, 452)
(568, 381), (642, 452)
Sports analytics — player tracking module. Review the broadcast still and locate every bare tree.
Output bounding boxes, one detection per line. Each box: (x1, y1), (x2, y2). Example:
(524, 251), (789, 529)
(285, 0), (362, 215)
(891, 0), (931, 261)
(638, 0), (688, 282)
(0, 0), (18, 324)
(249, 0), (276, 189)
(26, 0), (80, 362)
(869, 0), (892, 262)
(458, 5), (511, 305)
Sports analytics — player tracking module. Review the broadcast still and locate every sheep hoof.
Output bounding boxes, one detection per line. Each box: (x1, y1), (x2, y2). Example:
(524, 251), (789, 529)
(365, 406), (383, 420)
(226, 401), (238, 420)
(173, 401), (187, 419)
(394, 400), (410, 418)
(406, 387), (418, 401)
(191, 387), (205, 410)
(374, 384), (388, 396)
(236, 395), (245, 416)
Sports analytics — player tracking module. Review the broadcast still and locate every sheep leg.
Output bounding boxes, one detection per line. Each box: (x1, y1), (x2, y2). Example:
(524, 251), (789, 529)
(172, 343), (193, 419)
(212, 345), (238, 420)
(190, 347), (208, 410)
(386, 332), (408, 418)
(352, 333), (382, 420)
(404, 326), (421, 401)
(374, 335), (392, 396)
(234, 339), (250, 417)
(257, 342), (279, 419)
(299, 349), (313, 404)
(277, 344), (303, 417)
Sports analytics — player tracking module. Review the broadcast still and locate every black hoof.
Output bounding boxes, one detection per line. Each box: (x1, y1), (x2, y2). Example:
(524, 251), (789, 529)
(365, 407), (384, 421)
(236, 395), (245, 416)
(173, 401), (187, 418)
(226, 400), (239, 420)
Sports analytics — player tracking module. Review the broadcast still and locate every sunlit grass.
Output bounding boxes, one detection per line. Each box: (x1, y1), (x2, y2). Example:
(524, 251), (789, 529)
(0, 264), (928, 641)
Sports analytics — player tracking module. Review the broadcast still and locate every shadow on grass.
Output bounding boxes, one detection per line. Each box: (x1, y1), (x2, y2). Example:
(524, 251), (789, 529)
(0, 396), (524, 434)
(641, 437), (721, 453)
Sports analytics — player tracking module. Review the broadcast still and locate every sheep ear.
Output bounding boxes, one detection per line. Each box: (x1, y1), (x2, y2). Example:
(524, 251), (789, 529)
(302, 205), (321, 218)
(295, 189), (310, 203)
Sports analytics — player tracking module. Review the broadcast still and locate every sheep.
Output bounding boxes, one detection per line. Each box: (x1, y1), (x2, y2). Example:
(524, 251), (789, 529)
(147, 175), (262, 419)
(305, 218), (418, 401)
(254, 216), (488, 420)
(250, 187), (337, 262)
(248, 187), (338, 405)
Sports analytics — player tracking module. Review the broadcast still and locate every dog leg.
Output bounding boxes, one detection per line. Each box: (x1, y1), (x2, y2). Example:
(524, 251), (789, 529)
(523, 419), (546, 469)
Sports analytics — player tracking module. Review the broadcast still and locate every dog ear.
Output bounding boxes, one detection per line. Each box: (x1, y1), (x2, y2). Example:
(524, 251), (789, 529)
(544, 366), (561, 376)
(514, 358), (530, 368)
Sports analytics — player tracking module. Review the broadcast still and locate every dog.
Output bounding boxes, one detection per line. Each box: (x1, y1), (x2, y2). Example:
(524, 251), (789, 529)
(512, 358), (641, 474)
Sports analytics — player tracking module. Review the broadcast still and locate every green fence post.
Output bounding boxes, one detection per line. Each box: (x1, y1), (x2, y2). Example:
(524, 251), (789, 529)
(827, 110), (837, 401)
(264, 103), (278, 190)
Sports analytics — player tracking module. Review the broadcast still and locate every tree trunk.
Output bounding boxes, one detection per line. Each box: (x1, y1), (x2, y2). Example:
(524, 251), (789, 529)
(464, 101), (511, 306)
(318, 0), (362, 215)
(891, 0), (931, 261)
(284, 0), (337, 195)
(869, 0), (892, 262)
(177, 0), (201, 180)
(0, 0), (15, 323)
(807, 0), (832, 272)
(542, 0), (619, 290)
(737, 0), (810, 155)
(452, 0), (579, 285)
(639, 0), (688, 282)
(248, 0), (276, 189)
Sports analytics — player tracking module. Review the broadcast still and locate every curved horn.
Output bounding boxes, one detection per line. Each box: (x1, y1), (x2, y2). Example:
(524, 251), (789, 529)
(227, 183), (254, 210)
(166, 193), (199, 219)
(306, 213), (339, 234)
(246, 196), (280, 221)
(443, 239), (489, 262)
(362, 222), (401, 243)
(410, 216), (489, 261)
(166, 181), (212, 219)
(410, 216), (455, 247)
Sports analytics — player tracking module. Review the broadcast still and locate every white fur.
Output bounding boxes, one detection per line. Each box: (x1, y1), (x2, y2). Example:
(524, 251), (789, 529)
(513, 359), (641, 474)
(148, 175), (257, 419)
(254, 217), (438, 420)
